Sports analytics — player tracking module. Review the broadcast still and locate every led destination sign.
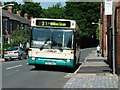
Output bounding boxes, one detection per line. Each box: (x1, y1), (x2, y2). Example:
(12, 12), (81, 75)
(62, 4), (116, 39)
(36, 20), (71, 27)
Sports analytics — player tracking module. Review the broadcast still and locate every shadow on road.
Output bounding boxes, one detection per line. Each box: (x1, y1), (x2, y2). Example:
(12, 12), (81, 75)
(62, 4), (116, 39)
(30, 63), (81, 73)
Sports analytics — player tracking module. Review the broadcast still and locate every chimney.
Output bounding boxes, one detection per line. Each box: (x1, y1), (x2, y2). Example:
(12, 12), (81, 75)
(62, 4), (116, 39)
(16, 11), (21, 16)
(7, 6), (12, 13)
(30, 16), (33, 20)
(24, 13), (28, 19)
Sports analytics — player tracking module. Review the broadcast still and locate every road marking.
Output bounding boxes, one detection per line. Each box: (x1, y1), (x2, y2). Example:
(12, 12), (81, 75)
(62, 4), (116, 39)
(6, 64), (22, 70)
(64, 73), (73, 78)
(84, 57), (87, 62)
(74, 64), (82, 74)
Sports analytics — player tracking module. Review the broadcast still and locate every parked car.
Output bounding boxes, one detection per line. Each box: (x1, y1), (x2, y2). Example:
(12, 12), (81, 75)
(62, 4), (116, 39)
(4, 46), (27, 61)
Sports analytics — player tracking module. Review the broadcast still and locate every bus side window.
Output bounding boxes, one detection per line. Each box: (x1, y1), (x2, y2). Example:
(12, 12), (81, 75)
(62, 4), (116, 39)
(76, 32), (81, 47)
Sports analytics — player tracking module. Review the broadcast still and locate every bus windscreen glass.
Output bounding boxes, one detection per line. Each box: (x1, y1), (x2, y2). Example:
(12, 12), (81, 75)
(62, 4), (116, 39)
(31, 28), (73, 50)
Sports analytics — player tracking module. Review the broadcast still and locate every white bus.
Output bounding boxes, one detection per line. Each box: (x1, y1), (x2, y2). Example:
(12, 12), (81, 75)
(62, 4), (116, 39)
(28, 18), (81, 69)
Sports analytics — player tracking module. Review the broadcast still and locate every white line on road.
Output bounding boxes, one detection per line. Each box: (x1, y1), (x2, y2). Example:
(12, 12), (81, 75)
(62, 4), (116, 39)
(74, 64), (82, 74)
(6, 64), (22, 70)
(84, 57), (87, 62)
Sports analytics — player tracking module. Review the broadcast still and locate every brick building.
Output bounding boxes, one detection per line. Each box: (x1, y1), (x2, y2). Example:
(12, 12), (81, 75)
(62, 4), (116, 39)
(115, 2), (120, 73)
(100, 2), (120, 74)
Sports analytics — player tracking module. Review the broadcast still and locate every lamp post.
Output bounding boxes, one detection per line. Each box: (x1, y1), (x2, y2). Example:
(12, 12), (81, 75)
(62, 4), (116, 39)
(0, 4), (14, 58)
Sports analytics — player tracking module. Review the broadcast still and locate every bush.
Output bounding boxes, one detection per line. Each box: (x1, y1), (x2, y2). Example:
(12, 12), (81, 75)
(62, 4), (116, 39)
(3, 43), (14, 50)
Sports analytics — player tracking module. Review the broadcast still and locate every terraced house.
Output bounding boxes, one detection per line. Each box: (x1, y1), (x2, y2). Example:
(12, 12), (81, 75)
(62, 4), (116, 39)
(1, 5), (30, 44)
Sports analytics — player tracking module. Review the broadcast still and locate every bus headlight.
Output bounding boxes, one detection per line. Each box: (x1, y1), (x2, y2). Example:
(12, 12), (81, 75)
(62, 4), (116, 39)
(32, 57), (35, 60)
(66, 59), (70, 62)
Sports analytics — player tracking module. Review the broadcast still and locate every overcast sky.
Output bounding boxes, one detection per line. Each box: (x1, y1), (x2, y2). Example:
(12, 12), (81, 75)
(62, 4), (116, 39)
(0, 0), (66, 9)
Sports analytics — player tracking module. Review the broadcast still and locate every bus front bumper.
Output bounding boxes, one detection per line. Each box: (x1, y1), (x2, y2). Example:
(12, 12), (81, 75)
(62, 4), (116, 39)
(28, 57), (74, 68)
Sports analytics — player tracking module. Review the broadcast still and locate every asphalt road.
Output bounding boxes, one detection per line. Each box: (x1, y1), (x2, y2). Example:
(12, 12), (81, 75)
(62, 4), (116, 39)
(2, 48), (94, 88)
(79, 48), (95, 62)
(2, 60), (70, 88)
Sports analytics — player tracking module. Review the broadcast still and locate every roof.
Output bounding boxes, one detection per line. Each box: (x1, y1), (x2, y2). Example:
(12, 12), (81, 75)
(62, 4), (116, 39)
(2, 10), (19, 21)
(14, 14), (30, 24)
(2, 9), (30, 25)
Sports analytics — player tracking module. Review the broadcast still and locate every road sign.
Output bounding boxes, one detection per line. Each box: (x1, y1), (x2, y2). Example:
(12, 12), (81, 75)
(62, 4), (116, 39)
(105, 0), (113, 15)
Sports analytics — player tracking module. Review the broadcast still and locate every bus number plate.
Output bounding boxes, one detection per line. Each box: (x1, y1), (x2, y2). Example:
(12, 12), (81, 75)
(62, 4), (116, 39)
(45, 62), (56, 65)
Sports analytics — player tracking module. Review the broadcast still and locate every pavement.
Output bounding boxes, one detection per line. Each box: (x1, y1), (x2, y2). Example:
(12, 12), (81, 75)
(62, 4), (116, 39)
(0, 58), (4, 62)
(64, 50), (119, 89)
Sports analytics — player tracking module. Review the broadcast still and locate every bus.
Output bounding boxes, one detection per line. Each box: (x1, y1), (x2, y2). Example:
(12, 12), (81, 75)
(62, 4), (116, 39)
(28, 18), (81, 69)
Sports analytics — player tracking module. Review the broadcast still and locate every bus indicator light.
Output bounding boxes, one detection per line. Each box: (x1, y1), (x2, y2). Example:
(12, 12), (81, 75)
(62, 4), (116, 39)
(28, 49), (32, 51)
(72, 23), (74, 26)
(71, 51), (74, 54)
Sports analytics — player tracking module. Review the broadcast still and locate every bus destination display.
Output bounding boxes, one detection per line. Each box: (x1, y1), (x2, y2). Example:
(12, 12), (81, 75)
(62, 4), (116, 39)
(36, 20), (71, 27)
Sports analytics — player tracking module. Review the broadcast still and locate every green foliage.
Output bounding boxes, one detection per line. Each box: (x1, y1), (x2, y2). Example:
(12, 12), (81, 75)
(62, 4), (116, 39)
(11, 28), (30, 47)
(96, 19), (100, 40)
(65, 2), (100, 38)
(3, 2), (21, 14)
(3, 43), (14, 50)
(21, 2), (42, 18)
(42, 3), (65, 19)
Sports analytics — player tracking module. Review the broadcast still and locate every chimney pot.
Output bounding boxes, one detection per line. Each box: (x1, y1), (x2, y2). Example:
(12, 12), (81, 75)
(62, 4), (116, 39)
(7, 6), (12, 13)
(16, 11), (21, 16)
(24, 13), (28, 19)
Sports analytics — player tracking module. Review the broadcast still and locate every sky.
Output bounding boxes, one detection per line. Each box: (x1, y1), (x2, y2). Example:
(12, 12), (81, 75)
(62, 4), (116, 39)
(0, 0), (66, 9)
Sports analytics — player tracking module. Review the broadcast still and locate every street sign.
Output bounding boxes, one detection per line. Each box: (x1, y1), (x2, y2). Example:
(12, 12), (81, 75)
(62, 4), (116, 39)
(105, 0), (113, 15)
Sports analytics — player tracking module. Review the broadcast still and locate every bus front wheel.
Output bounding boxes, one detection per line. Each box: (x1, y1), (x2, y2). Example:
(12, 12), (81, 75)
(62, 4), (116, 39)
(35, 65), (39, 69)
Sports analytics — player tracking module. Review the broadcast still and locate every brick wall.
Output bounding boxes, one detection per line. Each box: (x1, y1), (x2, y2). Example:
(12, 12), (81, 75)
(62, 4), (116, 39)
(116, 5), (120, 69)
(98, 2), (120, 73)
(100, 3), (108, 57)
(116, 32), (120, 68)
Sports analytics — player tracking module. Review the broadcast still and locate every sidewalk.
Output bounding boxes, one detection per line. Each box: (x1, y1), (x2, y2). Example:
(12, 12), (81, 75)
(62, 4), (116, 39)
(0, 58), (4, 62)
(64, 50), (119, 89)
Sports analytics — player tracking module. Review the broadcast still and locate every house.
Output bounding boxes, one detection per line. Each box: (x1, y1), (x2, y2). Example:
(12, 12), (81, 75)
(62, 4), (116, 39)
(2, 5), (30, 44)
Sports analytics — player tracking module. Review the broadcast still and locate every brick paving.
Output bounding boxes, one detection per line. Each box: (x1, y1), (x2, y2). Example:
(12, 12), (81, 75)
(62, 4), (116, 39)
(64, 74), (118, 88)
(64, 50), (119, 89)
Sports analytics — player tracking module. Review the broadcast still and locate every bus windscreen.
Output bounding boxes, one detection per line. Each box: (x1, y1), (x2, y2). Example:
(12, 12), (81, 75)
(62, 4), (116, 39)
(31, 28), (73, 50)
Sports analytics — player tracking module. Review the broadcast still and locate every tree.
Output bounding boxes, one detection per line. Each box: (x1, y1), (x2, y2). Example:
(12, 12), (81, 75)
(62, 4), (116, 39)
(3, 2), (21, 14)
(21, 2), (43, 18)
(65, 2), (100, 48)
(11, 28), (30, 47)
(65, 2), (100, 38)
(42, 3), (65, 19)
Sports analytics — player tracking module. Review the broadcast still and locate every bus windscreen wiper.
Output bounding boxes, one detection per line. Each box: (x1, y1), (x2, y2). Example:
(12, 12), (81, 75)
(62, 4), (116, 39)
(58, 46), (63, 52)
(40, 39), (50, 50)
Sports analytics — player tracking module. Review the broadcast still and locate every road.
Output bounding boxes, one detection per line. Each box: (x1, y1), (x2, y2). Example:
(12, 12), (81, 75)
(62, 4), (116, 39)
(2, 48), (94, 88)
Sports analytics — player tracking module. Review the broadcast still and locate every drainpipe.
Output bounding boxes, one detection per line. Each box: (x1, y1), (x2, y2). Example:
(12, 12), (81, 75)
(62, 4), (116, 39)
(102, 2), (104, 57)
(112, 4), (115, 75)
